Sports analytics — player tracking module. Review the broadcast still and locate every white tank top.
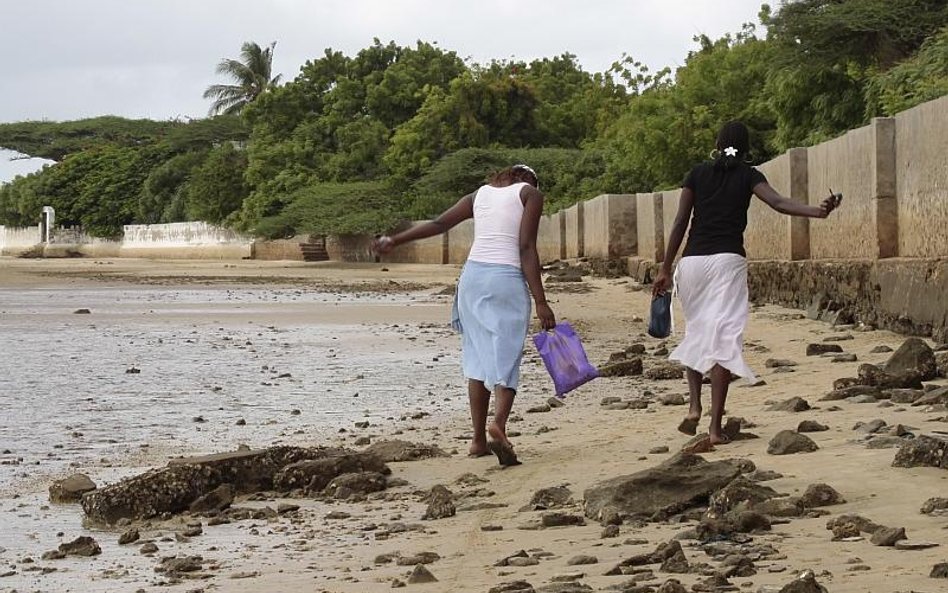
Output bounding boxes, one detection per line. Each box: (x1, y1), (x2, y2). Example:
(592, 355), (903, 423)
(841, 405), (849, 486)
(467, 182), (527, 268)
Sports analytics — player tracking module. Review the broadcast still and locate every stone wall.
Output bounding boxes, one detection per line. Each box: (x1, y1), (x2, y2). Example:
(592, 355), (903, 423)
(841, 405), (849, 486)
(251, 236), (307, 261)
(894, 95), (948, 258)
(564, 203), (584, 259)
(383, 221), (447, 264)
(537, 212), (565, 263)
(635, 193), (664, 262)
(583, 194), (637, 259)
(447, 220), (474, 264)
(659, 189), (685, 264)
(326, 234), (376, 263)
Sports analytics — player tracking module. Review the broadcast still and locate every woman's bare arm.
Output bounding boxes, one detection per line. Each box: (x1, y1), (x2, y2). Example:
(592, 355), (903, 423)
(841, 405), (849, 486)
(519, 185), (556, 330)
(753, 182), (836, 218)
(375, 193), (475, 252)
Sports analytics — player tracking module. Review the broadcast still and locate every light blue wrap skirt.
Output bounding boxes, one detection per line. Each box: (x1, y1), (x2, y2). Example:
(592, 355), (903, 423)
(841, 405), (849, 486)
(452, 260), (531, 392)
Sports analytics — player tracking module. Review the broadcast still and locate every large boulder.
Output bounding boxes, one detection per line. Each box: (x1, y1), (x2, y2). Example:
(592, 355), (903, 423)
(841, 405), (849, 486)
(706, 476), (780, 517)
(82, 446), (383, 524)
(189, 484), (234, 514)
(49, 474), (97, 503)
(583, 453), (742, 522)
(912, 386), (948, 407)
(892, 435), (948, 470)
(884, 338), (937, 381)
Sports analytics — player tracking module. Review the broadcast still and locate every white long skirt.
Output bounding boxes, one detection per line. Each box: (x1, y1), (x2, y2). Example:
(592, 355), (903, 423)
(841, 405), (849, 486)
(669, 253), (756, 381)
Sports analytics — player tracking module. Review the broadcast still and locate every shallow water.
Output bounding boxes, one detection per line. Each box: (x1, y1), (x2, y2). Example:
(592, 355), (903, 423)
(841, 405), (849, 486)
(0, 285), (462, 496)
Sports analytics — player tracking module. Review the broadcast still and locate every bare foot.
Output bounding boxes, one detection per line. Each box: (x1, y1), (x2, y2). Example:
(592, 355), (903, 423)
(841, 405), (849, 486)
(487, 422), (511, 447)
(468, 443), (490, 458)
(488, 440), (521, 466)
(709, 432), (732, 446)
(677, 415), (700, 436)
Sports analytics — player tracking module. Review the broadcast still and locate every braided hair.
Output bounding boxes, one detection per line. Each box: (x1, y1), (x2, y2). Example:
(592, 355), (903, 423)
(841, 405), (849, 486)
(714, 121), (750, 170)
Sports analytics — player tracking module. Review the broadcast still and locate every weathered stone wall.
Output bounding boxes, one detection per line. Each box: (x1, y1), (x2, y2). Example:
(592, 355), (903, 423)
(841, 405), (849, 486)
(537, 212), (565, 263)
(660, 189), (685, 264)
(746, 259), (948, 342)
(749, 154), (794, 260)
(446, 219), (474, 264)
(895, 95), (948, 258)
(635, 193), (664, 262)
(251, 236), (307, 261)
(326, 234), (376, 263)
(383, 221), (447, 264)
(583, 194), (637, 259)
(564, 203), (585, 259)
(807, 122), (882, 259)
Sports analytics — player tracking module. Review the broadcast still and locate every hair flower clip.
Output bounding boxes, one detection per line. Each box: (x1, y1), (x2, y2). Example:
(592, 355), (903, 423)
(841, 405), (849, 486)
(724, 146), (738, 157)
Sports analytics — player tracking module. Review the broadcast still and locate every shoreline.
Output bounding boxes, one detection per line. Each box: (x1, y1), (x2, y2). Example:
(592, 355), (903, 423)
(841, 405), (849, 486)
(1, 258), (946, 593)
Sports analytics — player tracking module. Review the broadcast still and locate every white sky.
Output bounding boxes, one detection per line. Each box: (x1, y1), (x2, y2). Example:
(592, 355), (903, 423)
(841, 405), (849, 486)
(0, 0), (767, 181)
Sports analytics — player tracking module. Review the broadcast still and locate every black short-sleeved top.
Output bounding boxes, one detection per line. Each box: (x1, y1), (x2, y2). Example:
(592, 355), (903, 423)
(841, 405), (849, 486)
(681, 162), (767, 258)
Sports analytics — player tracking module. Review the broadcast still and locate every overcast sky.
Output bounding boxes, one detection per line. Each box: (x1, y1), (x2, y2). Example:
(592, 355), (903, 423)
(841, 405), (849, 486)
(2, 0), (766, 180)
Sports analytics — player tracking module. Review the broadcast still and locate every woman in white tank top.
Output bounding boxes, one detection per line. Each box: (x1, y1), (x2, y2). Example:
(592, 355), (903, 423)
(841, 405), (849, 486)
(374, 165), (556, 466)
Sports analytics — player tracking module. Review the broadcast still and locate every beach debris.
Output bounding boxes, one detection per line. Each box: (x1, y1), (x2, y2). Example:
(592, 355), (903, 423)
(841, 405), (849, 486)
(930, 563), (948, 578)
(364, 439), (448, 463)
(49, 473), (97, 503)
(488, 582), (535, 593)
(58, 536), (101, 557)
(797, 420), (829, 433)
(566, 555), (597, 566)
(599, 359), (643, 377)
(801, 483), (845, 508)
(767, 397), (811, 412)
(767, 431), (819, 455)
(541, 512), (585, 528)
(892, 434), (948, 469)
(644, 364), (685, 381)
(777, 570), (828, 592)
(528, 486), (573, 511)
(920, 497), (948, 515)
(806, 344), (842, 356)
(407, 564), (438, 584)
(189, 483), (234, 515)
(870, 526), (907, 546)
(154, 555), (203, 576)
(857, 363), (923, 389)
(118, 529), (140, 545)
(422, 485), (456, 520)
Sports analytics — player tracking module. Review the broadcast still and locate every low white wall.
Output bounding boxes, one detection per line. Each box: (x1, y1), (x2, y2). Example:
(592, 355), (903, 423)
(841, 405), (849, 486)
(0, 222), (251, 259)
(120, 222), (252, 259)
(0, 225), (42, 256)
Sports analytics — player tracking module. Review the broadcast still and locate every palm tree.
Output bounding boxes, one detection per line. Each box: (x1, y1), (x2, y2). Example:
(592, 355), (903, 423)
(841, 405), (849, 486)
(203, 41), (282, 116)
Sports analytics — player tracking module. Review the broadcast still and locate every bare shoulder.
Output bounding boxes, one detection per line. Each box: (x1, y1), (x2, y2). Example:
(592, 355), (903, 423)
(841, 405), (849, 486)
(519, 183), (543, 203)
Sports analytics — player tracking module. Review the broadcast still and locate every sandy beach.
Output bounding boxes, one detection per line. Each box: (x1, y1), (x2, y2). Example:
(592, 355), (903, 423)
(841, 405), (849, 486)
(1, 257), (946, 593)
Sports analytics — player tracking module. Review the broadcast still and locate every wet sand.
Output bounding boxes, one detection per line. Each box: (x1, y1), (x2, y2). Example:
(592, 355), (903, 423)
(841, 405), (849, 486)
(1, 257), (946, 593)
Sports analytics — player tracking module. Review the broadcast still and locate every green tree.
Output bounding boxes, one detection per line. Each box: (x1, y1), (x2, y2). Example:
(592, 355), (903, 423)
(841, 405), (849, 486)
(866, 25), (948, 115)
(204, 41), (283, 115)
(185, 143), (249, 223)
(137, 151), (208, 223)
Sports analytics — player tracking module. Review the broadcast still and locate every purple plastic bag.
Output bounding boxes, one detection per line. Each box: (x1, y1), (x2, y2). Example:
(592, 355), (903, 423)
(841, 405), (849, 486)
(532, 321), (599, 397)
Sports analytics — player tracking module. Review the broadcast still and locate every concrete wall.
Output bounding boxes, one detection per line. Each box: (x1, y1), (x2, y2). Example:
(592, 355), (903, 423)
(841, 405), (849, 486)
(659, 189), (685, 263)
(447, 219), (474, 264)
(748, 151), (806, 261)
(537, 212), (565, 263)
(120, 222), (251, 259)
(251, 236), (306, 261)
(326, 234), (376, 263)
(583, 194), (637, 259)
(635, 193), (664, 262)
(0, 225), (42, 256)
(383, 221), (447, 264)
(807, 120), (892, 259)
(895, 95), (948, 258)
(564, 203), (584, 258)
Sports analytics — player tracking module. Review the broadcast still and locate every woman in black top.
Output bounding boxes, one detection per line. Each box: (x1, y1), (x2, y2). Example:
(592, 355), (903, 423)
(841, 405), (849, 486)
(652, 121), (841, 446)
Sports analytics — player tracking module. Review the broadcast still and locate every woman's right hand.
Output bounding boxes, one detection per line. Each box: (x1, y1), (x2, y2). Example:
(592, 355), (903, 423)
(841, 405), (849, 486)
(536, 302), (556, 331)
(652, 268), (672, 297)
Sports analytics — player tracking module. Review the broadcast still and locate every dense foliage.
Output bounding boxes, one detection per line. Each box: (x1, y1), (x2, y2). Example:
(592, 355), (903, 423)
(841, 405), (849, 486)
(1, 0), (945, 238)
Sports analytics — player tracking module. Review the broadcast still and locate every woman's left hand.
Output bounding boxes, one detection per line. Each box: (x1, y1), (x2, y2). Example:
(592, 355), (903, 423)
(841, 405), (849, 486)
(536, 302), (556, 331)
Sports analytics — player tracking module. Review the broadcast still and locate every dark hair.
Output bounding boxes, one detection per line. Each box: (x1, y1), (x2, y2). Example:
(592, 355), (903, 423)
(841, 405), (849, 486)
(489, 165), (538, 188)
(714, 121), (750, 170)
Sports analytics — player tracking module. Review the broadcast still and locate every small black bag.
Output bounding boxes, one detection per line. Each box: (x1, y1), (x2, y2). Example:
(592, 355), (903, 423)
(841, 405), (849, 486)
(648, 292), (672, 339)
